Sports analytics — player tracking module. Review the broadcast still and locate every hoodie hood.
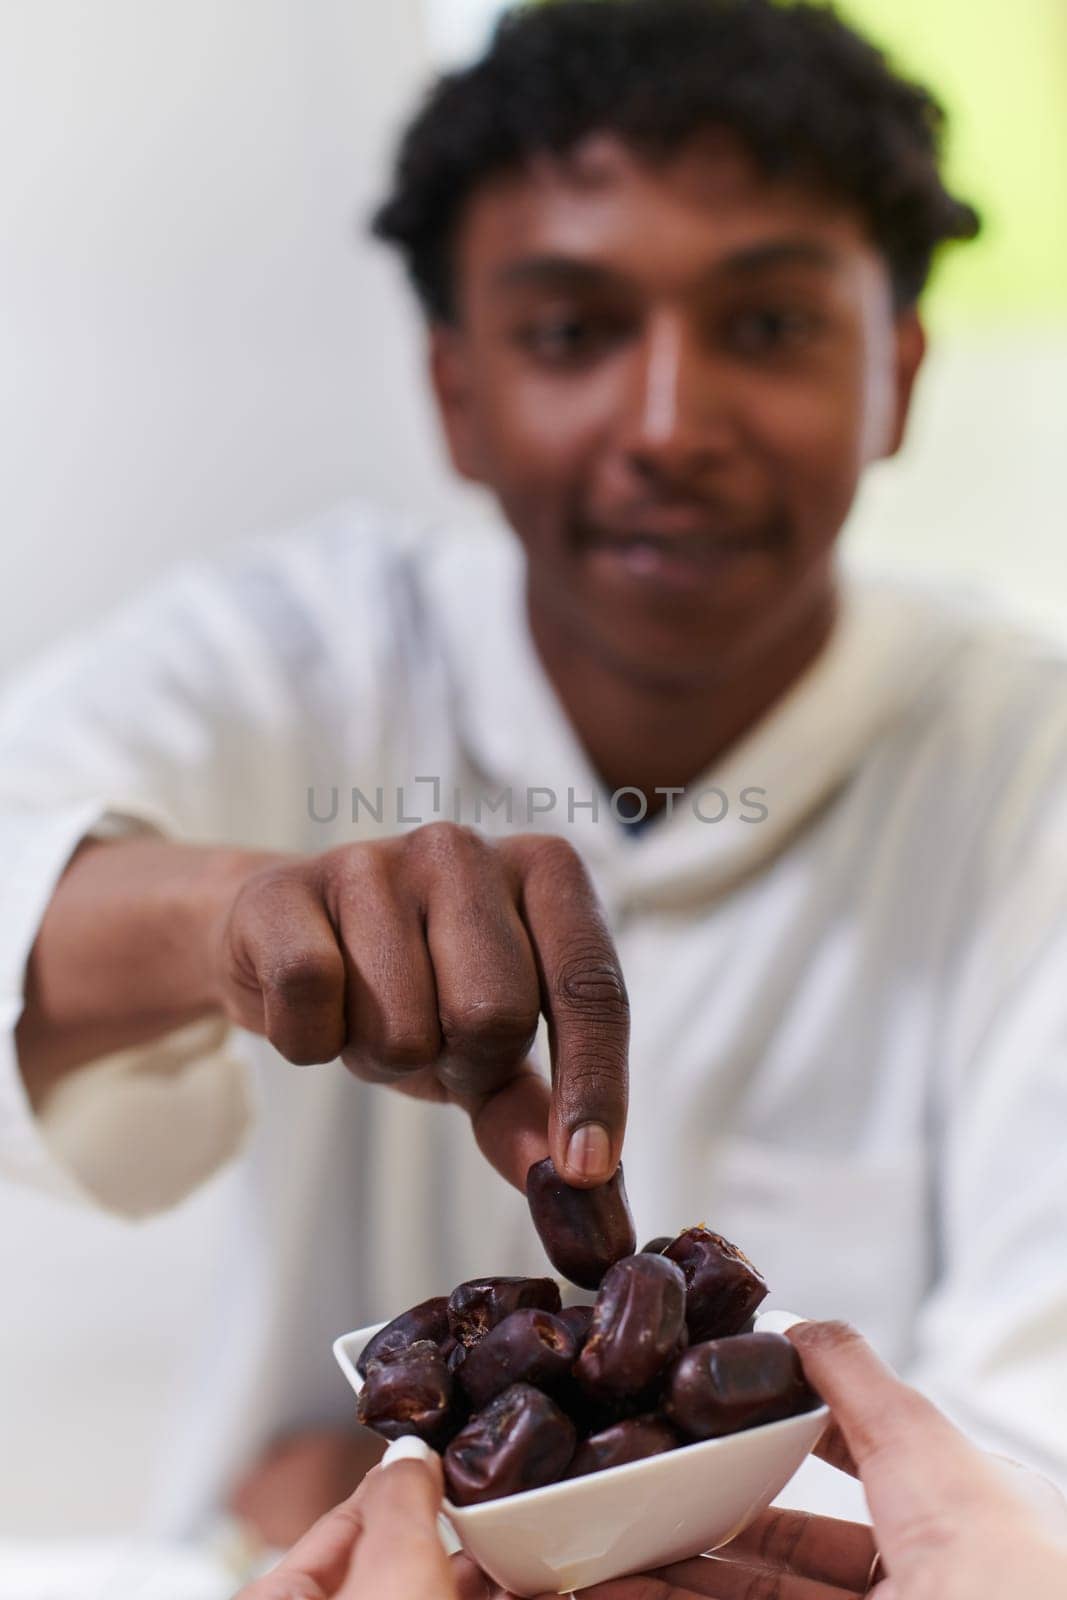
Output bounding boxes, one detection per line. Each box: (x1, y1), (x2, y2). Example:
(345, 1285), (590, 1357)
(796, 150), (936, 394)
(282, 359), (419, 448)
(427, 528), (977, 910)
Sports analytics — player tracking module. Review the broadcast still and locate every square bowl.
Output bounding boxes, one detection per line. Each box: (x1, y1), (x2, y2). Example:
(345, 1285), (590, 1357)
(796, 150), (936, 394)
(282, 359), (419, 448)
(333, 1304), (827, 1597)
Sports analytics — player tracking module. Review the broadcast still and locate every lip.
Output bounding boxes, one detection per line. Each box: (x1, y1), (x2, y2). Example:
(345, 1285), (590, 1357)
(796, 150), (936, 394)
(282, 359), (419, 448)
(591, 528), (763, 554)
(600, 505), (754, 541)
(582, 527), (769, 590)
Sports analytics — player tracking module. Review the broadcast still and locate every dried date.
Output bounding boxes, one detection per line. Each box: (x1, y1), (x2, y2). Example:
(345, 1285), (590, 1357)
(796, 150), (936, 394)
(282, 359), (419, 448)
(356, 1295), (450, 1377)
(458, 1309), (578, 1411)
(447, 1276), (561, 1348)
(526, 1157), (637, 1290)
(664, 1331), (817, 1439)
(557, 1304), (595, 1346)
(566, 1414), (678, 1478)
(357, 1340), (460, 1448)
(576, 1252), (686, 1397)
(663, 1227), (768, 1341)
(441, 1336), (467, 1376)
(443, 1383), (576, 1505)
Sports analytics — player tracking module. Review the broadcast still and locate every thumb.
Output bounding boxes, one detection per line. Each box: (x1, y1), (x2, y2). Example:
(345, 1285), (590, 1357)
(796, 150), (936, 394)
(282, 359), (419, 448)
(454, 1063), (551, 1191)
(342, 1437), (456, 1600)
(788, 1322), (997, 1578)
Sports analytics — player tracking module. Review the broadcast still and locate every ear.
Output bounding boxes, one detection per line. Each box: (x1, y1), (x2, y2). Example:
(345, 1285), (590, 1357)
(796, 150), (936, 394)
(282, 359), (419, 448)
(428, 324), (487, 484)
(881, 308), (927, 459)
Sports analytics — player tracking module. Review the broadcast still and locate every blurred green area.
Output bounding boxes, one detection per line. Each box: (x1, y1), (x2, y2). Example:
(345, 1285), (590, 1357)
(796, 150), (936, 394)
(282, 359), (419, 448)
(526, 0), (1067, 327)
(822, 0), (1067, 330)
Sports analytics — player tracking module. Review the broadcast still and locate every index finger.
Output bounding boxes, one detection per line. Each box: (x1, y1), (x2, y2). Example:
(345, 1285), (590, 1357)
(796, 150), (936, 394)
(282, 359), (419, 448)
(506, 836), (630, 1186)
(242, 1491), (366, 1597)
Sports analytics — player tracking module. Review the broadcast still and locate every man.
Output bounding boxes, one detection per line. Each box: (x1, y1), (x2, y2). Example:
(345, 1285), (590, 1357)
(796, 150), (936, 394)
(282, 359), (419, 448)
(3, 0), (1065, 1545)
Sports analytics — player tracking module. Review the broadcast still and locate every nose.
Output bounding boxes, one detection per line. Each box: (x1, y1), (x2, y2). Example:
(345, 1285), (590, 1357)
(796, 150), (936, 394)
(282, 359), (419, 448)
(619, 313), (732, 486)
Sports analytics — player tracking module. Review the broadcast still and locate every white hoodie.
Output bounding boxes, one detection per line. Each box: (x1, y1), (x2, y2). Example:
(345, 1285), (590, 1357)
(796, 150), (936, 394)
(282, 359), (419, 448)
(1, 503), (1066, 1531)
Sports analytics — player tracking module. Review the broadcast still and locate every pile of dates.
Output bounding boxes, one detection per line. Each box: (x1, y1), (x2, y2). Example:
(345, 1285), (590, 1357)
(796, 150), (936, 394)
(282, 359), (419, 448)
(356, 1157), (818, 1505)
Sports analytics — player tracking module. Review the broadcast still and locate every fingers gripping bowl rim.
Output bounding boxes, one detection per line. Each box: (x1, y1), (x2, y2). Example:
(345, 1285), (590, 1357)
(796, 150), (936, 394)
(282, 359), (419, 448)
(333, 1303), (828, 1597)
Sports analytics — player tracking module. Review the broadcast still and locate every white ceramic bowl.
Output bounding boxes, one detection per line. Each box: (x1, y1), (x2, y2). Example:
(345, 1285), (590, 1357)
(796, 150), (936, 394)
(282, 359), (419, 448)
(333, 1304), (827, 1597)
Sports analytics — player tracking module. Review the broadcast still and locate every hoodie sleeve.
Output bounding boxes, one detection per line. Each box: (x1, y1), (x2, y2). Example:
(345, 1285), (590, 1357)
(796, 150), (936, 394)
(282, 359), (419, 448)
(906, 670), (1067, 1488)
(0, 510), (400, 1217)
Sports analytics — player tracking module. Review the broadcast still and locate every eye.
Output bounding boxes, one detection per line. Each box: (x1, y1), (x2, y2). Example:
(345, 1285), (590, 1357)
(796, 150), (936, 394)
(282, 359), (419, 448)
(724, 306), (823, 355)
(515, 310), (628, 367)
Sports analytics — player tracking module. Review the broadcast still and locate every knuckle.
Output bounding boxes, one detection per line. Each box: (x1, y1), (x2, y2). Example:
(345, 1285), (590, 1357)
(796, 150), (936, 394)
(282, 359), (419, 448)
(377, 1025), (440, 1071)
(740, 1572), (778, 1600)
(266, 1010), (344, 1067)
(757, 1508), (809, 1570)
(319, 1501), (365, 1545)
(406, 820), (484, 863)
(439, 997), (538, 1059)
(524, 832), (584, 875)
(319, 843), (394, 915)
(232, 862), (301, 923)
(329, 840), (388, 887)
(892, 1510), (962, 1563)
(552, 947), (629, 1021)
(273, 1033), (338, 1068)
(264, 947), (340, 1008)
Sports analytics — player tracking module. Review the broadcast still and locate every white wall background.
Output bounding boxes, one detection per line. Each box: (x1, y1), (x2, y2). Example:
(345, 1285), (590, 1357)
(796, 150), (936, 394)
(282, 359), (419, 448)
(0, 0), (492, 683)
(1, 0), (1065, 1542)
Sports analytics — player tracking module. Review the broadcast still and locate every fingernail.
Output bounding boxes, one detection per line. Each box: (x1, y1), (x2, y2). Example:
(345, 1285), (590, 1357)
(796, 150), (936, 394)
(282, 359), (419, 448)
(381, 1436), (437, 1470)
(565, 1121), (612, 1182)
(757, 1310), (810, 1336)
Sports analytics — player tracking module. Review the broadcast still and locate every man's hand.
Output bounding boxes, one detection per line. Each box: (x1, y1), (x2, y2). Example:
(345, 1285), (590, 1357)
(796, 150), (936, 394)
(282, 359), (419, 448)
(213, 826), (629, 1188)
(18, 824), (628, 1191)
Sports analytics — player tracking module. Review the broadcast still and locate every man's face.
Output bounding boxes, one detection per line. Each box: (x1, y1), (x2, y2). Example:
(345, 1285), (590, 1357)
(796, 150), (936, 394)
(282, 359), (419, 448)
(432, 132), (924, 688)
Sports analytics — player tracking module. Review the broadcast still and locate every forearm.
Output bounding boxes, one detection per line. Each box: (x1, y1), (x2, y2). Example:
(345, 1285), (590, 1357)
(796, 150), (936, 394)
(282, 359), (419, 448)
(15, 836), (283, 1105)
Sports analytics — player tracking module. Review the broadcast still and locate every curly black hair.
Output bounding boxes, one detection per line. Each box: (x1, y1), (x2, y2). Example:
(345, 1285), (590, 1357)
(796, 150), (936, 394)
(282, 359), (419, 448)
(372, 0), (980, 321)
